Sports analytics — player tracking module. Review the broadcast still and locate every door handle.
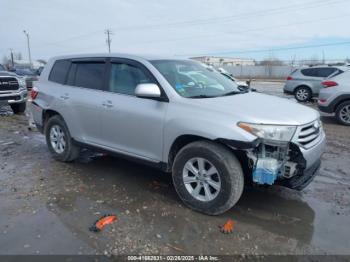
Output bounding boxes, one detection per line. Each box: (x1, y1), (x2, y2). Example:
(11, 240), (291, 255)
(102, 100), (113, 108)
(60, 93), (69, 100)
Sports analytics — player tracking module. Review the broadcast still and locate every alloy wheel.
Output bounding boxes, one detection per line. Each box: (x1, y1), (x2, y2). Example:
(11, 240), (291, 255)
(296, 88), (309, 101)
(49, 125), (66, 154)
(339, 105), (350, 124)
(182, 157), (221, 202)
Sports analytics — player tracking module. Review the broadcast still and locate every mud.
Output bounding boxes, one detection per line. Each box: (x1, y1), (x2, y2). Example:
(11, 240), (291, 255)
(0, 83), (350, 255)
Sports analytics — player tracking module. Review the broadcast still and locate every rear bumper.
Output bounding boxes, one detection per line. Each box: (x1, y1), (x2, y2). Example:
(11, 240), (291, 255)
(30, 101), (44, 133)
(318, 104), (333, 113)
(0, 89), (28, 104)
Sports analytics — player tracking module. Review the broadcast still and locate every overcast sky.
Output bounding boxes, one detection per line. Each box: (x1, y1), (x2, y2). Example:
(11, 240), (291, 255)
(1, 0), (350, 62)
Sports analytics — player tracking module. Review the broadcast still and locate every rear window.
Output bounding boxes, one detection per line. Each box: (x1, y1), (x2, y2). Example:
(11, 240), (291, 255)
(0, 64), (5, 71)
(49, 60), (71, 84)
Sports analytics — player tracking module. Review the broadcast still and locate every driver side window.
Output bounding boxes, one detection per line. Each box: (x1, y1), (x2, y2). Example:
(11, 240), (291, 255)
(109, 63), (154, 95)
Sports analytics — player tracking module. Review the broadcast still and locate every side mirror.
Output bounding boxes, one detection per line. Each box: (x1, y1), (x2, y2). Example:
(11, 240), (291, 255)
(135, 83), (161, 99)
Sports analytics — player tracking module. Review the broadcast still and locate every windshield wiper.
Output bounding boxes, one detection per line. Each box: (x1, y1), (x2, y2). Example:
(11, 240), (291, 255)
(187, 95), (215, 98)
(220, 91), (244, 97)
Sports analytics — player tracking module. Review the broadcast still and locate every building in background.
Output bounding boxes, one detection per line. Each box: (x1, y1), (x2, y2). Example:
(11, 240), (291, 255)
(191, 56), (256, 66)
(13, 59), (45, 70)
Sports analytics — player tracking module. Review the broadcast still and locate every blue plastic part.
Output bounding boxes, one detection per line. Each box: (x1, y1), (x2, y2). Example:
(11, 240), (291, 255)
(252, 168), (277, 185)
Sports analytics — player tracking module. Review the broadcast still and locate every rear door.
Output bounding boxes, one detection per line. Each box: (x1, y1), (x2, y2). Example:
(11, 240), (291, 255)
(63, 58), (108, 145)
(100, 58), (168, 162)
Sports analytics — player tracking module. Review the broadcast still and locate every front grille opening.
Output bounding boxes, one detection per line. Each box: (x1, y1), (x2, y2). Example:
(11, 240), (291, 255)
(297, 122), (321, 147)
(0, 77), (19, 91)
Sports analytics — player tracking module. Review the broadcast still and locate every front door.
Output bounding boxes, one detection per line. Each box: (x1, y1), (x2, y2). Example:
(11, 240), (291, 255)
(101, 59), (168, 162)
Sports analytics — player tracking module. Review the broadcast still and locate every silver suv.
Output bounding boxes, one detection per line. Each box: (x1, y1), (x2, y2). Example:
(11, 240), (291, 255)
(319, 68), (350, 125)
(0, 71), (28, 113)
(30, 54), (326, 215)
(284, 66), (345, 102)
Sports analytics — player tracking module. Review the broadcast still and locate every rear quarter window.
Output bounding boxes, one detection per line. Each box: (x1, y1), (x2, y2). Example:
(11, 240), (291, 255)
(48, 60), (71, 84)
(316, 68), (337, 78)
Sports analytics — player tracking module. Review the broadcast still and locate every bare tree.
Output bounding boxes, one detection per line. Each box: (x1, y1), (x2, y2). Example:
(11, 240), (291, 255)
(2, 55), (10, 68)
(13, 52), (23, 60)
(258, 58), (284, 66)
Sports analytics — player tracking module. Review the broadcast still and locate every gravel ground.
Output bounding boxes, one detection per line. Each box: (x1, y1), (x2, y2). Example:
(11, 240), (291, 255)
(0, 82), (349, 256)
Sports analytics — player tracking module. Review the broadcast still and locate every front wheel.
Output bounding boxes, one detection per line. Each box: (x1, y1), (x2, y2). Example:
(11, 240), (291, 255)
(172, 141), (244, 215)
(10, 102), (26, 114)
(294, 86), (312, 102)
(335, 101), (350, 126)
(45, 115), (80, 162)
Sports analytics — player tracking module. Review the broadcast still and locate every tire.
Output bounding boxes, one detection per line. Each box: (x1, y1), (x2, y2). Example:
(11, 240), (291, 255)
(45, 115), (80, 162)
(294, 86), (312, 102)
(172, 141), (244, 215)
(10, 102), (26, 114)
(335, 101), (350, 126)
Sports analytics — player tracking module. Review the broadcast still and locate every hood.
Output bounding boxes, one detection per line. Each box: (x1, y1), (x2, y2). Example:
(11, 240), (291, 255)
(189, 92), (319, 126)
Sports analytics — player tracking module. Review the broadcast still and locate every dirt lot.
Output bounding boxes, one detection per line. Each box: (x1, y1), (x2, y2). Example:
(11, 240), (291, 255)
(0, 82), (350, 256)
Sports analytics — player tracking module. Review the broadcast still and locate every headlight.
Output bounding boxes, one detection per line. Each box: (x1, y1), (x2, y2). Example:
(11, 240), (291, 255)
(238, 122), (297, 142)
(18, 79), (26, 89)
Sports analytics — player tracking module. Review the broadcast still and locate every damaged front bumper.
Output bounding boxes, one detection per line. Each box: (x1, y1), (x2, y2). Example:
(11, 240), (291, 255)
(251, 128), (326, 191)
(223, 121), (326, 191)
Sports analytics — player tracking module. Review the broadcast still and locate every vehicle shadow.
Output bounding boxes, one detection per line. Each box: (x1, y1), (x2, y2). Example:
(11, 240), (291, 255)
(69, 152), (315, 245)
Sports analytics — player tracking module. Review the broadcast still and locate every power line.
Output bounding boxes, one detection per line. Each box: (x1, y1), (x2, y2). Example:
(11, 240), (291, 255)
(136, 13), (350, 45)
(182, 41), (350, 57)
(39, 0), (346, 48)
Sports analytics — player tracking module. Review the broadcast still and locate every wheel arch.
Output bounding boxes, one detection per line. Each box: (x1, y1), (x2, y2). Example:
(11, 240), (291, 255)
(334, 96), (350, 113)
(165, 134), (253, 177)
(42, 109), (64, 131)
(295, 84), (313, 94)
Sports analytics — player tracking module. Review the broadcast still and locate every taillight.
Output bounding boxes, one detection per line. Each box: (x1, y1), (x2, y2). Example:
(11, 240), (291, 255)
(286, 76), (293, 80)
(319, 99), (327, 103)
(322, 80), (338, 88)
(30, 87), (39, 100)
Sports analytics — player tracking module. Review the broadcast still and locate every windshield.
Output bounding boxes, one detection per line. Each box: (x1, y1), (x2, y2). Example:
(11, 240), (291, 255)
(150, 60), (241, 98)
(16, 69), (36, 76)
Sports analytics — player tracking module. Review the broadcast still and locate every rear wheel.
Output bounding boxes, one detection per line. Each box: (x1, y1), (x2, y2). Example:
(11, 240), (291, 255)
(294, 86), (312, 102)
(10, 102), (26, 114)
(172, 141), (244, 215)
(335, 101), (350, 126)
(45, 115), (80, 162)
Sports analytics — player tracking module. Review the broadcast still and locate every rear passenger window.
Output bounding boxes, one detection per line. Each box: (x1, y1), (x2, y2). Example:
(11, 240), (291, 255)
(301, 68), (317, 77)
(74, 62), (105, 90)
(109, 63), (155, 95)
(49, 60), (71, 84)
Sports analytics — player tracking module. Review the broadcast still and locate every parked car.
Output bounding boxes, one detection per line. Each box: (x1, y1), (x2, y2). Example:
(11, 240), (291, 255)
(216, 67), (250, 90)
(30, 54), (326, 215)
(14, 68), (39, 89)
(284, 66), (346, 102)
(0, 71), (28, 113)
(318, 69), (350, 125)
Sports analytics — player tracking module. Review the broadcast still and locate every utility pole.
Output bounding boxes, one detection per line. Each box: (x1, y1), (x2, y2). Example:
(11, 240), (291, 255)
(105, 29), (113, 53)
(322, 50), (325, 65)
(23, 30), (32, 68)
(9, 48), (14, 68)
